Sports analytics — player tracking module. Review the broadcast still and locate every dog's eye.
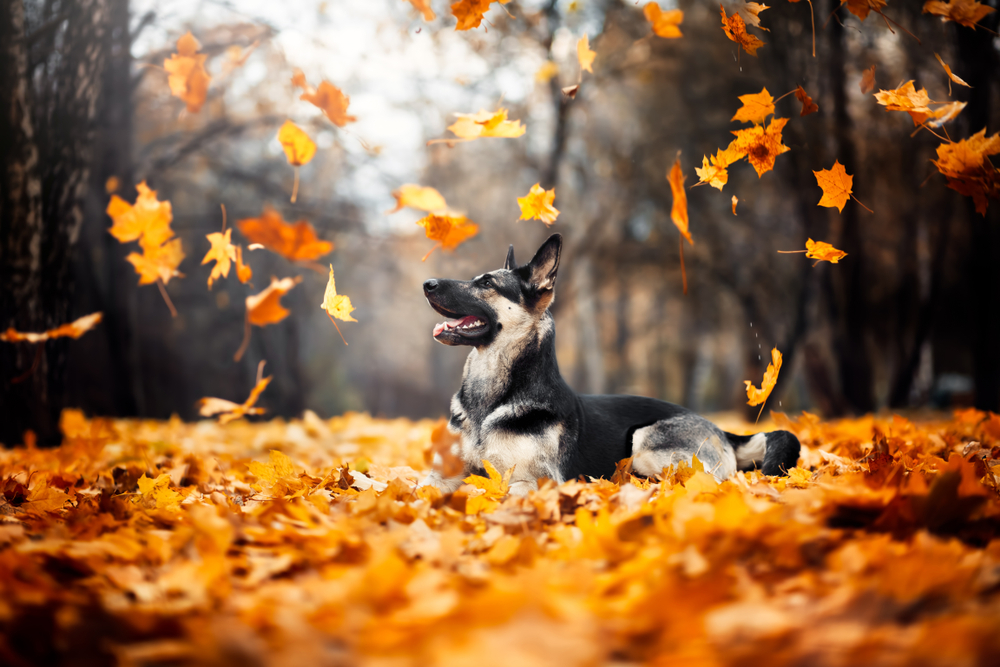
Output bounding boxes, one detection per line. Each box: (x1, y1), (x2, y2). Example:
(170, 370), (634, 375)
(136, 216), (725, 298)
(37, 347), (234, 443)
(479, 276), (492, 288)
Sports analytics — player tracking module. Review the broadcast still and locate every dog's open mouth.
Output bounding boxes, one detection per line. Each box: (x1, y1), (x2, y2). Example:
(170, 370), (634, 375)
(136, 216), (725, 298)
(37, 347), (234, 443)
(432, 314), (488, 339)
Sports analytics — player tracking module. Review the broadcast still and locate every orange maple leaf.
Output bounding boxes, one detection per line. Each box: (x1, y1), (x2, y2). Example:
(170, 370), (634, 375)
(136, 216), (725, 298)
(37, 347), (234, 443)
(745, 347), (782, 421)
(644, 3), (684, 38)
(1, 313), (103, 344)
(202, 229), (238, 288)
(451, 0), (509, 30)
(933, 129), (1000, 215)
(795, 85), (819, 116)
(841, 0), (887, 21)
(668, 157), (691, 245)
(813, 160), (853, 212)
(444, 108), (526, 141)
(464, 459), (512, 514)
(934, 53), (972, 96)
(234, 245), (252, 284)
(404, 0), (436, 21)
(859, 65), (877, 94)
(874, 81), (934, 126)
(237, 207), (334, 262)
(321, 265), (357, 345)
(416, 213), (479, 261)
(923, 0), (995, 28)
(517, 183), (559, 226)
(388, 184), (448, 213)
(695, 148), (738, 191)
(246, 276), (302, 327)
(728, 117), (790, 177)
(163, 32), (210, 113)
(732, 195), (739, 216)
(198, 373), (272, 425)
(291, 70), (356, 127)
(720, 5), (765, 56)
(107, 182), (185, 287)
(126, 241), (185, 286)
(806, 239), (848, 263)
(732, 87), (775, 124)
(577, 35), (596, 74)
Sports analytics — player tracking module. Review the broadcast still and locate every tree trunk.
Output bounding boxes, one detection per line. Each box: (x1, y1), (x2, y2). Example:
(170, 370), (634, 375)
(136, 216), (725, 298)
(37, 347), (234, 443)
(0, 0), (110, 446)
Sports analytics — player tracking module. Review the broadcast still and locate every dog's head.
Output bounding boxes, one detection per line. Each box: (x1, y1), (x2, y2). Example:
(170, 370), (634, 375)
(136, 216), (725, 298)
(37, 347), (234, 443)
(423, 234), (562, 347)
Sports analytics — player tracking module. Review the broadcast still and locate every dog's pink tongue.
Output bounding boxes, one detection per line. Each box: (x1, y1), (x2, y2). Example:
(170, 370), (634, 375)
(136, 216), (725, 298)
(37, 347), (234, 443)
(433, 316), (478, 338)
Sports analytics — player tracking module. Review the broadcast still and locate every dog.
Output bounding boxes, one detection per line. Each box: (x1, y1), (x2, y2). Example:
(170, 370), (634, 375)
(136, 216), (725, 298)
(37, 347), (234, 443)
(421, 233), (800, 495)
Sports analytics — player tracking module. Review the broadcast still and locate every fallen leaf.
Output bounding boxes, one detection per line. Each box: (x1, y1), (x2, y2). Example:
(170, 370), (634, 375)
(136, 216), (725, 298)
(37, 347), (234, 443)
(668, 156), (691, 244)
(1, 313), (103, 344)
(416, 214), (479, 260)
(246, 277), (302, 327)
(720, 5), (765, 56)
(163, 32), (210, 113)
(859, 65), (877, 94)
(577, 35), (596, 73)
(923, 0), (995, 28)
(644, 3), (684, 38)
(795, 85), (818, 116)
(464, 460), (512, 514)
(237, 207), (334, 262)
(517, 183), (559, 225)
(732, 88), (775, 125)
(814, 160), (853, 212)
(198, 375), (272, 424)
(291, 69), (356, 127)
(388, 185), (448, 214)
(445, 108), (526, 141)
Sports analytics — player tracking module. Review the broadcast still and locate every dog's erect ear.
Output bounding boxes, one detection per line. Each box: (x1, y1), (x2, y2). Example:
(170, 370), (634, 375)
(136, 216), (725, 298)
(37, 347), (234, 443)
(525, 234), (562, 292)
(503, 244), (516, 270)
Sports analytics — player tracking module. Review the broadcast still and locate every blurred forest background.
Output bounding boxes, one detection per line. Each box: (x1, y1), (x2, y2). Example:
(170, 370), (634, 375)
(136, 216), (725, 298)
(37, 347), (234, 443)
(1, 0), (998, 446)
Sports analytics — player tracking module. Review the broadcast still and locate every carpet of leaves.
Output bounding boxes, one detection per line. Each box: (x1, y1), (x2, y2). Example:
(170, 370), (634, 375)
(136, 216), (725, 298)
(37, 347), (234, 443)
(2, 409), (1000, 666)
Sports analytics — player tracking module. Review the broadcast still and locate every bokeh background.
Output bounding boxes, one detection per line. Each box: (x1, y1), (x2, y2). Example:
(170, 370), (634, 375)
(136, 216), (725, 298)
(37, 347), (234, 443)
(1, 0), (998, 446)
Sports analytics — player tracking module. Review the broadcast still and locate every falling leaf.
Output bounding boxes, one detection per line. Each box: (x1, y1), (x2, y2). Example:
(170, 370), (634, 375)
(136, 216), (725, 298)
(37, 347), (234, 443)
(444, 108), (526, 141)
(202, 229), (237, 289)
(517, 183), (559, 225)
(934, 53), (971, 95)
(731, 88), (775, 124)
(464, 460), (512, 514)
(643, 3), (684, 38)
(277, 120), (317, 167)
(841, 0), (886, 21)
(1, 313), (103, 344)
(198, 375), (272, 424)
(107, 181), (174, 248)
(795, 85), (818, 116)
(416, 214), (479, 260)
(745, 347), (782, 421)
(126, 240), (185, 286)
(859, 65), (877, 94)
(727, 117), (790, 177)
(667, 156), (691, 245)
(237, 207), (334, 262)
(388, 185), (448, 214)
(163, 31), (210, 113)
(874, 81), (934, 126)
(291, 69), (356, 127)
(246, 277), (302, 327)
(932, 128), (1000, 215)
(577, 35), (596, 73)
(814, 160), (853, 212)
(321, 265), (357, 345)
(738, 2), (770, 30)
(404, 0), (436, 21)
(535, 61), (559, 83)
(927, 101), (967, 128)
(561, 84), (580, 99)
(806, 239), (848, 263)
(234, 245), (253, 283)
(923, 0), (995, 28)
(720, 5), (765, 56)
(451, 0), (509, 30)
(732, 195), (739, 215)
(695, 148), (738, 190)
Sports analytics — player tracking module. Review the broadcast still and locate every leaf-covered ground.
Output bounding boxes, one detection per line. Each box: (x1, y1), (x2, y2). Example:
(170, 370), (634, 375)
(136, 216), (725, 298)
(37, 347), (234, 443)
(2, 409), (1000, 666)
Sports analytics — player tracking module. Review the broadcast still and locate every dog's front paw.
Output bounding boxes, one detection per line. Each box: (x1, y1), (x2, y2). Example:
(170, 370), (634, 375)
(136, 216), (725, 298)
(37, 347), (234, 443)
(507, 479), (538, 497)
(418, 470), (465, 494)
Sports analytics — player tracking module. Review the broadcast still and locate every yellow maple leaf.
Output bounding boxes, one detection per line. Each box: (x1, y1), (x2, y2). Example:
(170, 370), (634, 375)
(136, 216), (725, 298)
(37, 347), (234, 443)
(277, 120), (317, 167)
(814, 160), (853, 212)
(388, 184), (448, 213)
(806, 238), (848, 263)
(137, 473), (182, 510)
(126, 238), (185, 286)
(577, 34), (596, 73)
(517, 183), (559, 225)
(202, 229), (237, 288)
(695, 149), (737, 191)
(535, 61), (559, 83)
(464, 459), (512, 514)
(728, 117), (790, 177)
(644, 3), (684, 38)
(321, 265), (357, 345)
(745, 347), (782, 421)
(731, 87), (775, 125)
(445, 108), (526, 141)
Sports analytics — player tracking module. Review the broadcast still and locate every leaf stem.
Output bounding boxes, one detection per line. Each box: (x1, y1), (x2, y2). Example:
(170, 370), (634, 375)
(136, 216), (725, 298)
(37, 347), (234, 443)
(291, 167), (300, 203)
(155, 278), (178, 318)
(776, 249), (808, 254)
(679, 235), (688, 296)
(851, 195), (874, 213)
(327, 311), (348, 346)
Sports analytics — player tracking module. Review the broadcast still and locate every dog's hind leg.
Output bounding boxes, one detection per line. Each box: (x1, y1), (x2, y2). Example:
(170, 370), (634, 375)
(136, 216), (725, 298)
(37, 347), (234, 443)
(631, 416), (737, 482)
(726, 430), (801, 476)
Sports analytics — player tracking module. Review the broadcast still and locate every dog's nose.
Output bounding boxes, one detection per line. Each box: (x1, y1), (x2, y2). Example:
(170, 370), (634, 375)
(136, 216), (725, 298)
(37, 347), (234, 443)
(423, 279), (439, 294)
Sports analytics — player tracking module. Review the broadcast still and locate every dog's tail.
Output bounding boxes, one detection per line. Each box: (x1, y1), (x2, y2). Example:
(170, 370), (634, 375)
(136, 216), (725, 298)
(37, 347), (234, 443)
(724, 430), (801, 476)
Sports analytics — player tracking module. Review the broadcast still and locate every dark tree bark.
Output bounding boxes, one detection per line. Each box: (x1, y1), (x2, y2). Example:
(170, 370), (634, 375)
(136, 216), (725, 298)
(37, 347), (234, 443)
(0, 0), (111, 446)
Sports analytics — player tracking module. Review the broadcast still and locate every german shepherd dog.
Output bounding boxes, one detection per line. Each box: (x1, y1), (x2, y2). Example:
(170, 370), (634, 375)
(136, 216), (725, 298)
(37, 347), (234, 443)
(422, 234), (800, 495)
